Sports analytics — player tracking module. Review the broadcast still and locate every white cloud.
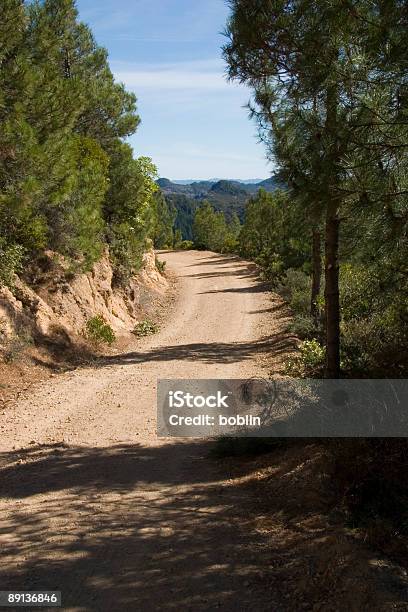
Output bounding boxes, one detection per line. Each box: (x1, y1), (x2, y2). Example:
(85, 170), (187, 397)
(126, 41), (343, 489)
(112, 59), (236, 92)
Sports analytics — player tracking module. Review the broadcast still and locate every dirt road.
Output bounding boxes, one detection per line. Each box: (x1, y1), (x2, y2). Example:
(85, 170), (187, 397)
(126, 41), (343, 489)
(0, 251), (286, 611)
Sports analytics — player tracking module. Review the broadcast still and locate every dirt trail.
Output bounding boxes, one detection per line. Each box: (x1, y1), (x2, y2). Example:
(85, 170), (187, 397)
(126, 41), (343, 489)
(0, 251), (283, 611)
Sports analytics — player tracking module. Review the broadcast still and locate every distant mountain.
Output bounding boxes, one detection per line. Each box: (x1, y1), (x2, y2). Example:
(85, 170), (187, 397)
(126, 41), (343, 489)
(157, 176), (281, 240)
(157, 177), (279, 197)
(157, 178), (214, 198)
(209, 180), (248, 196)
(172, 178), (265, 185)
(257, 177), (279, 190)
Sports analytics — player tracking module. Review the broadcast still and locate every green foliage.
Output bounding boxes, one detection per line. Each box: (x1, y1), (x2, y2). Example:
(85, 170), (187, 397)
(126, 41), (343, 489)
(164, 194), (198, 241)
(44, 135), (109, 269)
(133, 319), (159, 337)
(224, 0), (408, 377)
(288, 315), (316, 340)
(0, 239), (24, 287)
(285, 339), (326, 377)
(339, 263), (408, 375)
(84, 315), (115, 346)
(155, 257), (166, 274)
(173, 229), (183, 248)
(192, 201), (241, 253)
(106, 149), (158, 284)
(157, 177), (280, 241)
(239, 190), (309, 279)
(0, 0), (161, 290)
(151, 192), (175, 248)
(179, 240), (194, 250)
(277, 269), (311, 315)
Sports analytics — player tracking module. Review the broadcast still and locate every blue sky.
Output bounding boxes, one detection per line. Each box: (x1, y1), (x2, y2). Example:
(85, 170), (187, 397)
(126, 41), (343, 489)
(75, 0), (271, 180)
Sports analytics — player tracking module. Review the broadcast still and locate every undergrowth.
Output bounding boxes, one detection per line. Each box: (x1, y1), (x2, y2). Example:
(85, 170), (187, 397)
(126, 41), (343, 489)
(133, 319), (159, 337)
(84, 315), (116, 346)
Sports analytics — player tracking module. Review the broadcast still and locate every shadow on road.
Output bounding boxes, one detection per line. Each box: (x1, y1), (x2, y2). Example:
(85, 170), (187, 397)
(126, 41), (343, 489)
(101, 333), (294, 367)
(1, 440), (405, 610)
(0, 440), (278, 610)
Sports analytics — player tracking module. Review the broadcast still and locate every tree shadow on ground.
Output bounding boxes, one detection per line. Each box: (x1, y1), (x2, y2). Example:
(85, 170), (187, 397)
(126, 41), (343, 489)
(1, 440), (407, 611)
(100, 334), (294, 368)
(0, 440), (281, 611)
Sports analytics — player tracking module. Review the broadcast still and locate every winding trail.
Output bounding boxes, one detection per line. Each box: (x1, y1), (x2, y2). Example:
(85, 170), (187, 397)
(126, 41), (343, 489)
(0, 250), (281, 611)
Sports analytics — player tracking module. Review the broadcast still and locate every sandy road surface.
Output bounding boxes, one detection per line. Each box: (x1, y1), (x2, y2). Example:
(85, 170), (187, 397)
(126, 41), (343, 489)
(0, 251), (281, 611)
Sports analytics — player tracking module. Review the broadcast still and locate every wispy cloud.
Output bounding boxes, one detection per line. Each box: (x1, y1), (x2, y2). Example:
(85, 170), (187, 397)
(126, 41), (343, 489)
(112, 59), (235, 92)
(76, 0), (268, 179)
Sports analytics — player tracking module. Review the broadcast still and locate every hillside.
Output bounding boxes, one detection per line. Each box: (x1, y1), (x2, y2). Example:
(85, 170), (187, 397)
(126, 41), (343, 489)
(157, 176), (280, 239)
(157, 176), (279, 197)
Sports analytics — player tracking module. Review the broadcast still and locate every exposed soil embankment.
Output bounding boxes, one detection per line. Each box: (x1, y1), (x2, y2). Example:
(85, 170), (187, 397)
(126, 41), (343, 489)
(0, 247), (167, 344)
(0, 247), (169, 404)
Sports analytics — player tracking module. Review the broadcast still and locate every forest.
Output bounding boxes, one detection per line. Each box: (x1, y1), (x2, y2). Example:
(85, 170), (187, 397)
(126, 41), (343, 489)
(188, 0), (408, 381)
(0, 0), (169, 289)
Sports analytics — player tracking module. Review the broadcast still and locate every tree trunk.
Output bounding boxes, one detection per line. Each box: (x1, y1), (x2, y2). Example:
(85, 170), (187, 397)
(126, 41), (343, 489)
(311, 228), (321, 325)
(323, 79), (341, 379)
(64, 48), (71, 79)
(324, 202), (340, 378)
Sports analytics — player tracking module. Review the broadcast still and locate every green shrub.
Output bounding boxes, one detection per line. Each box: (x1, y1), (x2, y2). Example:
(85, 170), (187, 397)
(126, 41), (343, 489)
(289, 314), (316, 339)
(155, 257), (166, 273)
(285, 339), (325, 377)
(109, 224), (146, 286)
(255, 251), (284, 280)
(0, 240), (24, 288)
(179, 240), (194, 250)
(133, 319), (159, 337)
(221, 236), (239, 254)
(277, 268), (311, 315)
(339, 263), (408, 375)
(84, 315), (116, 345)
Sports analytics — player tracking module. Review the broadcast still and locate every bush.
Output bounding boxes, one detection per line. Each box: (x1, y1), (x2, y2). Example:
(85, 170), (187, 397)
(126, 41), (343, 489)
(155, 257), (166, 273)
(179, 240), (194, 250)
(289, 314), (316, 339)
(221, 236), (239, 254)
(0, 240), (24, 288)
(84, 315), (115, 345)
(109, 225), (146, 287)
(277, 268), (311, 315)
(133, 319), (159, 337)
(285, 339), (325, 377)
(339, 263), (408, 376)
(254, 251), (284, 280)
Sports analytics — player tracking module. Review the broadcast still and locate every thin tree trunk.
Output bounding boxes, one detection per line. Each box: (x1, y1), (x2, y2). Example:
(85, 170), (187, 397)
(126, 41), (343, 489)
(324, 201), (340, 377)
(64, 48), (71, 79)
(324, 81), (341, 379)
(311, 228), (321, 326)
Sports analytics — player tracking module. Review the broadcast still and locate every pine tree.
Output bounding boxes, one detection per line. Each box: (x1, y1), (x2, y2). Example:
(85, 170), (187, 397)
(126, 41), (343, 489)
(224, 0), (408, 377)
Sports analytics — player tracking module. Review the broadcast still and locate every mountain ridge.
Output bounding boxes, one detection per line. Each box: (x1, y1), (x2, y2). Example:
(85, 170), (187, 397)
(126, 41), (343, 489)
(156, 176), (279, 197)
(157, 176), (281, 241)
